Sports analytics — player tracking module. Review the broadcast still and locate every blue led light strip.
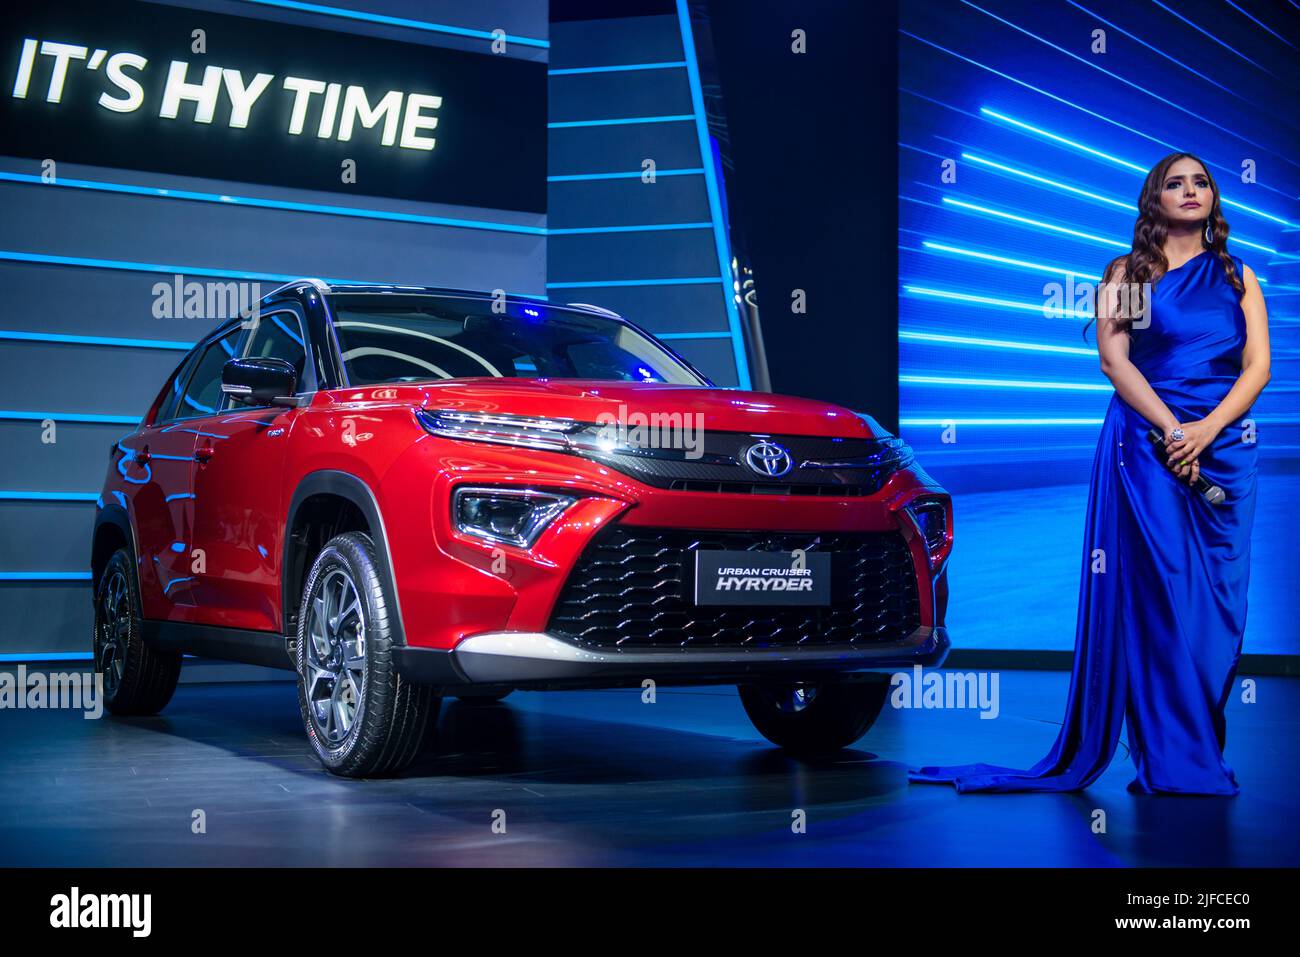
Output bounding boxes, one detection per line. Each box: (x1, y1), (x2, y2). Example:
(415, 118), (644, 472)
(548, 168), (704, 182)
(0, 410), (138, 424)
(238, 0), (549, 48)
(548, 223), (711, 234)
(900, 31), (1185, 170)
(546, 277), (722, 289)
(0, 491), (98, 501)
(548, 61), (687, 75)
(675, 0), (751, 390)
(3, 172), (735, 240)
(1063, 1), (1244, 97)
(0, 172), (547, 236)
(0, 652), (94, 662)
(900, 30), (1298, 209)
(900, 417), (1104, 426)
(901, 375), (1111, 392)
(963, 1), (1293, 168)
(921, 242), (1104, 281)
(960, 152), (1133, 210)
(1222, 0), (1297, 48)
(903, 285), (1093, 319)
(0, 249), (368, 285)
(900, 330), (1095, 356)
(0, 329), (194, 350)
(0, 254), (736, 348)
(1147, 0), (1271, 74)
(956, 154), (1283, 256)
(941, 197), (1126, 248)
(979, 108), (1295, 227)
(548, 114), (695, 128)
(0, 572), (93, 581)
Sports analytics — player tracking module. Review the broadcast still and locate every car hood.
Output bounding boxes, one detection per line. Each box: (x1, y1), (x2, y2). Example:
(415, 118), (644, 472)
(348, 378), (890, 439)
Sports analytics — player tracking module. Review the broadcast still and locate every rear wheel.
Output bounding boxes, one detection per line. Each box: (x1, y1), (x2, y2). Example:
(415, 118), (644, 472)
(295, 532), (439, 777)
(739, 677), (891, 755)
(94, 548), (182, 716)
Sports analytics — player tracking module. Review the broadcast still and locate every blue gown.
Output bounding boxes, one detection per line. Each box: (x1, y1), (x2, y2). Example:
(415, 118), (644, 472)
(909, 250), (1257, 795)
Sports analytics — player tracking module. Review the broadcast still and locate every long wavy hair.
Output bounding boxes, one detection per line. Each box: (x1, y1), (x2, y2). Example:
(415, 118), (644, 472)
(1086, 151), (1244, 337)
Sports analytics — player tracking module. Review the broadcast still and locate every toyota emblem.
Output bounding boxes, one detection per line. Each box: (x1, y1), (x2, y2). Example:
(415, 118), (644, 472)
(743, 441), (794, 477)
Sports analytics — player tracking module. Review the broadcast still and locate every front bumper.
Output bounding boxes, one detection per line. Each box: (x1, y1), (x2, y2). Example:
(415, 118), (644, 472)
(393, 625), (949, 691)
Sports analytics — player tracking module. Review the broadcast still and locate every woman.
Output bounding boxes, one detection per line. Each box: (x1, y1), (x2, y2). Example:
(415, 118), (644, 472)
(909, 152), (1271, 795)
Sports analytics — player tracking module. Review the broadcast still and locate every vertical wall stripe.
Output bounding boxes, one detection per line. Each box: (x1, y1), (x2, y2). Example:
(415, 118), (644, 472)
(674, 0), (753, 390)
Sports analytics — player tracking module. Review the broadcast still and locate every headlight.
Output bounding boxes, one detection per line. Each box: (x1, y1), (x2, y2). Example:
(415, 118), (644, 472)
(419, 409), (582, 451)
(419, 408), (667, 458)
(904, 498), (950, 568)
(453, 486), (576, 548)
(848, 412), (915, 471)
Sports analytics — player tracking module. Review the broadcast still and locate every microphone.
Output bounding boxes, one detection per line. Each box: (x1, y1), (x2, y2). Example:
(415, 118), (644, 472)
(1145, 428), (1226, 505)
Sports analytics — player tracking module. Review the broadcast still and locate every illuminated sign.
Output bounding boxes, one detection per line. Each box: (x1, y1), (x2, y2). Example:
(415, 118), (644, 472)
(0, 0), (545, 211)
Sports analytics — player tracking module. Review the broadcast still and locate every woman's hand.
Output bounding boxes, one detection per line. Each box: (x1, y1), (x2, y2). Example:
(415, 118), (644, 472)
(1164, 418), (1221, 468)
(1172, 457), (1201, 487)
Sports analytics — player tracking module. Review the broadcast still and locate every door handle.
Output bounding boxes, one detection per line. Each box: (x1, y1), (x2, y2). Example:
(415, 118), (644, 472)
(194, 446), (214, 464)
(134, 446), (151, 465)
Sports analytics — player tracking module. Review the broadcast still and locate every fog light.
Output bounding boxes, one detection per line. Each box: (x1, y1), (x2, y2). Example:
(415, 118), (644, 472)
(453, 487), (576, 549)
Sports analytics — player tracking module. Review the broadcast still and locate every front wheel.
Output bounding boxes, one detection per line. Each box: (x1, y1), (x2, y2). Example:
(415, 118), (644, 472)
(739, 678), (891, 755)
(295, 532), (439, 777)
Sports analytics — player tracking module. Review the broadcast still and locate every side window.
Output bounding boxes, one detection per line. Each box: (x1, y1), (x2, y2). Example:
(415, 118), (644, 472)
(243, 311), (309, 392)
(154, 352), (198, 425)
(175, 328), (240, 420)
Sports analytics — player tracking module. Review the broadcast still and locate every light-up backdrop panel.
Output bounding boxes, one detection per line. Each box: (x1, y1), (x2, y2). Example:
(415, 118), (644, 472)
(0, 0), (548, 659)
(899, 0), (1299, 654)
(547, 5), (750, 387)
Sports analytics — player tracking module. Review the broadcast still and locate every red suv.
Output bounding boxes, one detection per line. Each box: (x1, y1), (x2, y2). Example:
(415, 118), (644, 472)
(91, 279), (952, 776)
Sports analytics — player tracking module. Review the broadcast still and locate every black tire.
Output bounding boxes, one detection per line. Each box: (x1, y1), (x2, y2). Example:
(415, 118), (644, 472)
(295, 532), (439, 777)
(739, 678), (891, 755)
(454, 690), (512, 704)
(94, 548), (182, 716)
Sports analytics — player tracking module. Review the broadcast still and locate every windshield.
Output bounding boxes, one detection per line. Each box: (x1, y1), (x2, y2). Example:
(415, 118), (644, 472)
(328, 295), (707, 387)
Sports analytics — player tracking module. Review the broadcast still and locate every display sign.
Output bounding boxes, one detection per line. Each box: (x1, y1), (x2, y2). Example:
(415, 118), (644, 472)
(694, 551), (832, 606)
(0, 0), (546, 211)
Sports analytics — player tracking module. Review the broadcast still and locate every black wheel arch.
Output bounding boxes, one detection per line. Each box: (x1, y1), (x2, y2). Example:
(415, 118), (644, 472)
(282, 470), (407, 646)
(91, 504), (136, 598)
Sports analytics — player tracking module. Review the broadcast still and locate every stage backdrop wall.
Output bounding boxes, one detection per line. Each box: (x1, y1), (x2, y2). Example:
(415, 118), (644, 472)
(0, 0), (549, 659)
(546, 1), (750, 387)
(898, 0), (1299, 654)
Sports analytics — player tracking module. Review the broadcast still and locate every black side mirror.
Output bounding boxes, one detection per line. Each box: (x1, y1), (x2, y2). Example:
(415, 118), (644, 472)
(221, 357), (297, 406)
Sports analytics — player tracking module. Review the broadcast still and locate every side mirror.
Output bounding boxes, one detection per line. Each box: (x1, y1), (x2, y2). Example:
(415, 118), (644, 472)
(221, 357), (297, 406)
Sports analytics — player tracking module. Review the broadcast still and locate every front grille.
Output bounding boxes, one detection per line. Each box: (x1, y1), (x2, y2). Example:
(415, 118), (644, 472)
(585, 430), (909, 495)
(547, 525), (922, 650)
(667, 479), (870, 496)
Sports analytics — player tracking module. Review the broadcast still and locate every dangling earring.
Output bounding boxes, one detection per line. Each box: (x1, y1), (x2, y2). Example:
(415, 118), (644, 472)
(1205, 221), (1214, 245)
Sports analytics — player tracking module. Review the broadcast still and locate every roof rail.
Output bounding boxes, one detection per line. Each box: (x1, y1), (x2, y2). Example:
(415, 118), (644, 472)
(564, 301), (624, 319)
(261, 277), (331, 300)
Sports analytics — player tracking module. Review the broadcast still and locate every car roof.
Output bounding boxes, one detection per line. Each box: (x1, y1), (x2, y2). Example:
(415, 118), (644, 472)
(260, 279), (623, 319)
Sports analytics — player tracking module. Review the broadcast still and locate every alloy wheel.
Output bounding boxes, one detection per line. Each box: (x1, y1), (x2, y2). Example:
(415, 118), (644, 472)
(304, 567), (368, 746)
(95, 568), (129, 696)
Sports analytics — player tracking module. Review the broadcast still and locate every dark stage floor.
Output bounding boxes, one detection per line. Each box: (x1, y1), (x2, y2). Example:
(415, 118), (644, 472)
(3, 672), (1296, 867)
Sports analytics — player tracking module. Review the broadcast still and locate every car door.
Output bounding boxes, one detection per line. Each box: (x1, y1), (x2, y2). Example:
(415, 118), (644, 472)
(187, 307), (314, 633)
(135, 325), (245, 621)
(128, 352), (203, 618)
